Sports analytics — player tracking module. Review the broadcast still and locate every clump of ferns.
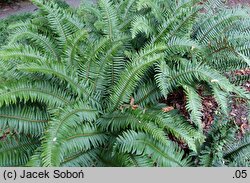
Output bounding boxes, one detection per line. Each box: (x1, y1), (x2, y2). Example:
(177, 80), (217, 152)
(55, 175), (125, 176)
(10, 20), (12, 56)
(0, 0), (249, 167)
(191, 115), (250, 167)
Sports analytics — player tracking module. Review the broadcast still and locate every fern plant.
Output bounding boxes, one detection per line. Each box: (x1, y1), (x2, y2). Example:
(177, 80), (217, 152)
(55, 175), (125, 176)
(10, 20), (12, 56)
(0, 0), (249, 167)
(192, 115), (250, 167)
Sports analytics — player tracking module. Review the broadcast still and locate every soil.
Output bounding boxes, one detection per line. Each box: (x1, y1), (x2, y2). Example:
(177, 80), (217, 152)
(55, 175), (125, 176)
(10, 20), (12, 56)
(164, 73), (250, 138)
(227, 0), (250, 6)
(0, 0), (84, 19)
(1, 0), (250, 19)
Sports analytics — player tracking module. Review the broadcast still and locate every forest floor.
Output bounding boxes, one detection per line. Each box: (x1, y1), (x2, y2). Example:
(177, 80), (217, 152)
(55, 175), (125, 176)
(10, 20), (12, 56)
(228, 0), (250, 6)
(0, 0), (89, 19)
(0, 0), (249, 19)
(165, 70), (250, 138)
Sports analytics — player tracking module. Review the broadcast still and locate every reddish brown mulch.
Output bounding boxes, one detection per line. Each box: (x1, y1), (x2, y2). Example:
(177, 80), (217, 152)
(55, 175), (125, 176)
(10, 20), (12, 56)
(164, 89), (190, 118)
(201, 96), (218, 132)
(164, 77), (249, 136)
(227, 0), (250, 6)
(230, 69), (250, 137)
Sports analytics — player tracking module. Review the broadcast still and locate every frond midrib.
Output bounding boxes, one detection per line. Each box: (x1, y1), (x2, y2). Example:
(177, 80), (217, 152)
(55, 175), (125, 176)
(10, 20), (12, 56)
(0, 114), (49, 123)
(0, 88), (71, 105)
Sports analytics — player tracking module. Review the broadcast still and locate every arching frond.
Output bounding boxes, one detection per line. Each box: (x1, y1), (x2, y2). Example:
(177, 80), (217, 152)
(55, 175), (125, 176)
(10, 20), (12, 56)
(61, 148), (101, 167)
(133, 80), (162, 107)
(0, 80), (73, 107)
(114, 130), (191, 167)
(17, 62), (91, 98)
(108, 44), (165, 111)
(0, 134), (40, 167)
(40, 101), (98, 166)
(8, 26), (59, 60)
(98, 0), (119, 40)
(224, 133), (250, 164)
(0, 44), (47, 63)
(0, 105), (49, 136)
(131, 15), (153, 39)
(64, 29), (88, 66)
(183, 85), (203, 131)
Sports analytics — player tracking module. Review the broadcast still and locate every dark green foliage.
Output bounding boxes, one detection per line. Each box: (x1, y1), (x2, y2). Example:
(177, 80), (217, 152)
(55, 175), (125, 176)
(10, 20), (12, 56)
(0, 13), (32, 47)
(0, 0), (249, 167)
(193, 116), (250, 167)
(0, 134), (40, 167)
(224, 132), (250, 166)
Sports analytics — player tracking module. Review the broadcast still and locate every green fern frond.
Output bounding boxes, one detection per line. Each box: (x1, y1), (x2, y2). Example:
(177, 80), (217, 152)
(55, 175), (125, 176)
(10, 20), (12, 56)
(0, 0), (249, 168)
(8, 26), (59, 60)
(0, 44), (47, 63)
(98, 109), (169, 145)
(195, 8), (248, 44)
(198, 118), (236, 167)
(0, 134), (40, 167)
(114, 130), (191, 167)
(61, 148), (101, 167)
(224, 133), (250, 164)
(211, 85), (229, 115)
(0, 80), (73, 107)
(136, 0), (166, 21)
(152, 5), (200, 43)
(31, 0), (81, 46)
(131, 15), (153, 39)
(159, 110), (204, 152)
(108, 44), (165, 111)
(183, 85), (203, 131)
(40, 101), (98, 166)
(133, 80), (162, 107)
(0, 105), (49, 136)
(17, 62), (92, 98)
(98, 0), (119, 40)
(64, 29), (88, 66)
(60, 123), (108, 153)
(99, 150), (154, 167)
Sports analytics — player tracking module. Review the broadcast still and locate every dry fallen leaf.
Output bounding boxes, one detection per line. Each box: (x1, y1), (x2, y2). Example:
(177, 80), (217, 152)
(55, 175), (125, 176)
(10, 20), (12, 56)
(132, 105), (139, 110)
(162, 106), (174, 112)
(130, 97), (135, 106)
(240, 124), (248, 134)
(130, 97), (139, 110)
(230, 112), (237, 116)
